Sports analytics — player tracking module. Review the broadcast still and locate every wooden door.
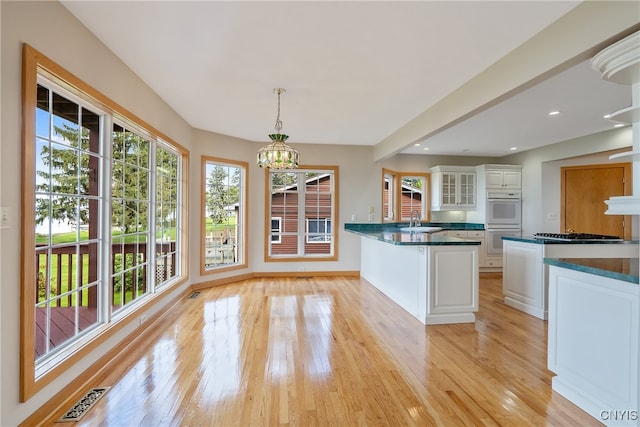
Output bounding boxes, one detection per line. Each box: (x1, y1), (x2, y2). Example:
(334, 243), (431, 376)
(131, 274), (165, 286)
(561, 163), (631, 239)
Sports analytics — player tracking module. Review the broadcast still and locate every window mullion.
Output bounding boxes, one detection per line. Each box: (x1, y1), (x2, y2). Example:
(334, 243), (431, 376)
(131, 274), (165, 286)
(148, 141), (157, 293)
(101, 114), (113, 323)
(297, 172), (305, 256)
(175, 150), (183, 277)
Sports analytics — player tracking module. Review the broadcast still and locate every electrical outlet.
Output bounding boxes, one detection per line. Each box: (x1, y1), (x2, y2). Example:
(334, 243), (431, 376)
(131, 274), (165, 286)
(0, 207), (8, 228)
(140, 314), (148, 325)
(298, 267), (305, 272)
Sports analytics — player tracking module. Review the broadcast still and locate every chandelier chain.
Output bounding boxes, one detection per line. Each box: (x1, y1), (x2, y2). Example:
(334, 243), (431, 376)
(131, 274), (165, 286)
(274, 88), (283, 133)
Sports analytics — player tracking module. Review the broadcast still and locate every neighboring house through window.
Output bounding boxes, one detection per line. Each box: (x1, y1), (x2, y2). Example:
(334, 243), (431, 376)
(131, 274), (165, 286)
(266, 167), (338, 260)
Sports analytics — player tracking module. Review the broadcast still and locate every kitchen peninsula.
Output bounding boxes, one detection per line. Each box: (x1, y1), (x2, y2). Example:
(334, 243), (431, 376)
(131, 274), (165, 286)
(545, 258), (639, 426)
(345, 223), (481, 325)
(502, 235), (638, 319)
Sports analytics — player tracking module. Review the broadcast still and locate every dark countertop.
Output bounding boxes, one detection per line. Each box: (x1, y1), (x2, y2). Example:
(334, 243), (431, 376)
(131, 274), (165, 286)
(503, 235), (638, 245)
(544, 258), (639, 285)
(344, 222), (483, 246)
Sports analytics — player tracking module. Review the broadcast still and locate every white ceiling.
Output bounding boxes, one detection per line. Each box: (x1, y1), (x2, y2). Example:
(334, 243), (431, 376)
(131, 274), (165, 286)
(61, 1), (632, 157)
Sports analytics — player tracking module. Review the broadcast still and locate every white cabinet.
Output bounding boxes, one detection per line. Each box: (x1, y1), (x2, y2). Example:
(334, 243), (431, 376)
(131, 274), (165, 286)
(444, 230), (485, 267)
(427, 246), (478, 324)
(483, 253), (502, 269)
(502, 239), (544, 317)
(431, 166), (476, 210)
(486, 170), (521, 190)
(502, 238), (639, 319)
(548, 265), (639, 425)
(359, 237), (479, 325)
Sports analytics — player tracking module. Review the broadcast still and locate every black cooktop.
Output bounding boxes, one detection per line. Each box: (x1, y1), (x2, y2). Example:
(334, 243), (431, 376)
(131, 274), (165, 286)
(533, 232), (623, 242)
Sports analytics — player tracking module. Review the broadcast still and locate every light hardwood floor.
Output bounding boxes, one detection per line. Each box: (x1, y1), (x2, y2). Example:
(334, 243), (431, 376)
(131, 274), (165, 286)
(42, 273), (602, 426)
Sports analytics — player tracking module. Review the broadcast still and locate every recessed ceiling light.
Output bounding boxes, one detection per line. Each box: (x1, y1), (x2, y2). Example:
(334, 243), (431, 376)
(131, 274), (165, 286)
(423, 147), (429, 151)
(414, 143), (421, 147)
(614, 123), (625, 128)
(548, 110), (561, 116)
(604, 113), (612, 119)
(510, 147), (517, 151)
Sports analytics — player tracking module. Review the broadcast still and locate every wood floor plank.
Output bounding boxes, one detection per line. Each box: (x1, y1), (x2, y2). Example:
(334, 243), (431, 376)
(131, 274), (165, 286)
(41, 273), (603, 426)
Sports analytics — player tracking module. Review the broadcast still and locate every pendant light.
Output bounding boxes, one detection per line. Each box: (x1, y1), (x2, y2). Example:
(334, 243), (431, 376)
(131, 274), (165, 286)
(257, 88), (300, 169)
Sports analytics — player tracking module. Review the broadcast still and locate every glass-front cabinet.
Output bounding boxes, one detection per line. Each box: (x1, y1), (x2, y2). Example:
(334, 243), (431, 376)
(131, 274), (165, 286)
(430, 166), (476, 210)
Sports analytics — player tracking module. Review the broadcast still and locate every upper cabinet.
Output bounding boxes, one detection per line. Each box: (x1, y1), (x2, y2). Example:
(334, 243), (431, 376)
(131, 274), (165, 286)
(477, 164), (522, 191)
(485, 169), (521, 190)
(431, 166), (476, 211)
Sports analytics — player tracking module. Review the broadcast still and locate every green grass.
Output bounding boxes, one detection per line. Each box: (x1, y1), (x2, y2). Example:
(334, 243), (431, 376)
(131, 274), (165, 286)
(37, 220), (235, 308)
(36, 228), (178, 245)
(37, 226), (179, 308)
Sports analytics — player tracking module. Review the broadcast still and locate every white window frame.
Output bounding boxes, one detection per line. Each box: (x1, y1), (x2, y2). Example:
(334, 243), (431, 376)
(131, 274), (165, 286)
(265, 167), (338, 261)
(306, 218), (332, 243)
(271, 217), (282, 243)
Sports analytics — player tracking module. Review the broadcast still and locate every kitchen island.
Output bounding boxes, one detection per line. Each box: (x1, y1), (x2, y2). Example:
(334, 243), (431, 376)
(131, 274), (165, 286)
(345, 223), (481, 325)
(502, 235), (638, 319)
(545, 258), (639, 426)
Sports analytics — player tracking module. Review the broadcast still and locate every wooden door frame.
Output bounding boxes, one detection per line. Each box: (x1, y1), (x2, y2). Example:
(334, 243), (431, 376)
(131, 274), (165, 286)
(560, 162), (632, 239)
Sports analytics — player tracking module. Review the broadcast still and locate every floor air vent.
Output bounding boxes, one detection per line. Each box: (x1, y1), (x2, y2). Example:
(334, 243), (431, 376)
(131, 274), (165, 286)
(189, 291), (201, 299)
(56, 387), (110, 423)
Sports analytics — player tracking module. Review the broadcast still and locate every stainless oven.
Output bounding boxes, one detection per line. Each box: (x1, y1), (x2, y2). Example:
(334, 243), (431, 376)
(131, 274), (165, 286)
(486, 191), (521, 227)
(485, 228), (522, 256)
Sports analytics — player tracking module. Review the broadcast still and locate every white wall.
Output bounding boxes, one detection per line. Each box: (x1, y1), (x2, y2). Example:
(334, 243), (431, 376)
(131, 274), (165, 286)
(188, 131), (380, 283)
(504, 127), (633, 236)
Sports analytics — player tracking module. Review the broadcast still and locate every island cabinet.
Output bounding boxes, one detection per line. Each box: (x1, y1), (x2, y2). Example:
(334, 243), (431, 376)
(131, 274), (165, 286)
(546, 260), (639, 427)
(444, 229), (485, 267)
(360, 237), (479, 325)
(430, 166), (476, 211)
(502, 237), (638, 320)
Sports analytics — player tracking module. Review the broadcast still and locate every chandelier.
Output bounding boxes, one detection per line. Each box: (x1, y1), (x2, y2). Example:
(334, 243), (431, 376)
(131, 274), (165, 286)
(257, 88), (300, 169)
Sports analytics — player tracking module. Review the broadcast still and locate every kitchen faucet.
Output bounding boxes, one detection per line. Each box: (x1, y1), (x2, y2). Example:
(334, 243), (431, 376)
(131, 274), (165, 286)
(409, 210), (421, 229)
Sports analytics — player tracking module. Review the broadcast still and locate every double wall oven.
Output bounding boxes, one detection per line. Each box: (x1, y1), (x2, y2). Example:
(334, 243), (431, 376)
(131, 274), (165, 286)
(485, 191), (521, 256)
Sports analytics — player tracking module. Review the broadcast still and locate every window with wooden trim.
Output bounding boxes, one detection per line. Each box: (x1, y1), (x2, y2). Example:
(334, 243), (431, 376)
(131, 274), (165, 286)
(266, 167), (338, 260)
(399, 174), (430, 222)
(201, 157), (247, 273)
(21, 44), (188, 400)
(383, 170), (430, 223)
(383, 168), (397, 222)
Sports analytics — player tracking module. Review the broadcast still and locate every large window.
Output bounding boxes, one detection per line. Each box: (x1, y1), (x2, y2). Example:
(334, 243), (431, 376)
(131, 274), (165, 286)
(383, 168), (397, 222)
(22, 45), (187, 400)
(34, 82), (104, 365)
(266, 167), (338, 260)
(399, 174), (429, 221)
(201, 157), (247, 273)
(382, 169), (430, 223)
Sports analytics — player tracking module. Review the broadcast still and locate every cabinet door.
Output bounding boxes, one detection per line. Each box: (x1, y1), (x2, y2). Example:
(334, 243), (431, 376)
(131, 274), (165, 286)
(446, 230), (467, 238)
(458, 173), (475, 206)
(503, 171), (521, 189)
(485, 171), (504, 189)
(441, 172), (457, 206)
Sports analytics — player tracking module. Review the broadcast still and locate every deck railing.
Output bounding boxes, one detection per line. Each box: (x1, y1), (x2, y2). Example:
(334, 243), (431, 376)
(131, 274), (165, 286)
(35, 241), (176, 307)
